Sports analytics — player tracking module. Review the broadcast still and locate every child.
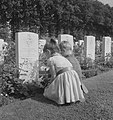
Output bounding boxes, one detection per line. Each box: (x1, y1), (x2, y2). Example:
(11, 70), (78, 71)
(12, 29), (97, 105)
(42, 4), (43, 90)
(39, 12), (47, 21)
(59, 41), (88, 94)
(43, 39), (85, 105)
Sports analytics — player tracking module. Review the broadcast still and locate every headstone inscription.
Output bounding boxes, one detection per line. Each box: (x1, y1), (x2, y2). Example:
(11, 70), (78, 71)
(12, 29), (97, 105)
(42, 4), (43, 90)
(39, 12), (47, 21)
(58, 34), (74, 50)
(15, 32), (39, 83)
(84, 36), (95, 61)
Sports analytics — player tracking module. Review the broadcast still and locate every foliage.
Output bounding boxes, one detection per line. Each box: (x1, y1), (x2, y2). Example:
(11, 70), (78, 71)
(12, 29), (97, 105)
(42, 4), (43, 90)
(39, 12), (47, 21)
(0, 63), (29, 97)
(0, 0), (113, 39)
(82, 69), (98, 78)
(77, 56), (95, 70)
(106, 56), (113, 68)
(75, 45), (113, 78)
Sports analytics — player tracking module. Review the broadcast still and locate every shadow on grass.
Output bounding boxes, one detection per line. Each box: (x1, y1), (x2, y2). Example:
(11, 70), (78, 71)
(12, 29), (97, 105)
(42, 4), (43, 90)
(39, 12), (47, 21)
(31, 88), (81, 107)
(31, 88), (59, 106)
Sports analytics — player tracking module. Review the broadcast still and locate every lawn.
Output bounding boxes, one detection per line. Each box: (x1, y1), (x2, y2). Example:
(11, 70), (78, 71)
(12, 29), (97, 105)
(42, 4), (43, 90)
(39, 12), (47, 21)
(0, 70), (113, 120)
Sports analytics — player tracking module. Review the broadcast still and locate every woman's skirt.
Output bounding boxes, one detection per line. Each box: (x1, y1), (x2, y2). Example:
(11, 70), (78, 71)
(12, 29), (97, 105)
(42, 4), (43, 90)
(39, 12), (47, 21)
(43, 70), (85, 105)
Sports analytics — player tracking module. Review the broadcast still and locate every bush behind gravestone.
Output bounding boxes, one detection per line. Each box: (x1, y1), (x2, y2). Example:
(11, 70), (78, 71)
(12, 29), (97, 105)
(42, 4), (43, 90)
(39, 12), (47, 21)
(82, 69), (98, 78)
(0, 64), (29, 97)
(0, 42), (31, 99)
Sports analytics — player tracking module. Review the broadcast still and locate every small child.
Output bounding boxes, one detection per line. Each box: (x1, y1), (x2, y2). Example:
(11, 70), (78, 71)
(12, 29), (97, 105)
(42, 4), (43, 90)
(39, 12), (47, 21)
(43, 39), (85, 105)
(59, 41), (88, 94)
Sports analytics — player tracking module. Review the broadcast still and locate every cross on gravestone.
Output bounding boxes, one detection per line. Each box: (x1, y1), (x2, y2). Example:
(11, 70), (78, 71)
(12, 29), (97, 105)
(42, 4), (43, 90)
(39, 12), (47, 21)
(58, 34), (74, 50)
(15, 32), (39, 83)
(84, 36), (95, 61)
(102, 37), (111, 60)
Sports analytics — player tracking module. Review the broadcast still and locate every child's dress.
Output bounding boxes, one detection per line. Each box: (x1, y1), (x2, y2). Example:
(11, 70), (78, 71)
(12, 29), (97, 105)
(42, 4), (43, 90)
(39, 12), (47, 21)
(43, 53), (85, 104)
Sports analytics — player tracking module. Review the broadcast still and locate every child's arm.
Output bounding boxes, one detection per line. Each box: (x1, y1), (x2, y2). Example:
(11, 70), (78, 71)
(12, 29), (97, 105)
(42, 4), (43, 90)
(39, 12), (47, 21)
(47, 59), (56, 84)
(49, 64), (56, 83)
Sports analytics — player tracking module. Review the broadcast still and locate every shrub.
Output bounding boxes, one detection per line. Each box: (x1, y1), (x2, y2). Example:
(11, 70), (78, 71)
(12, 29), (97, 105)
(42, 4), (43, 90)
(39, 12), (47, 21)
(105, 56), (113, 68)
(82, 69), (98, 78)
(0, 41), (31, 98)
(0, 64), (29, 97)
(77, 56), (95, 70)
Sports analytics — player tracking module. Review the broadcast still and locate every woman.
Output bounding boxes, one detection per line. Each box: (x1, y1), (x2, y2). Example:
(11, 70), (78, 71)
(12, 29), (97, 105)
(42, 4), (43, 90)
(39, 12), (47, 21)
(43, 39), (85, 105)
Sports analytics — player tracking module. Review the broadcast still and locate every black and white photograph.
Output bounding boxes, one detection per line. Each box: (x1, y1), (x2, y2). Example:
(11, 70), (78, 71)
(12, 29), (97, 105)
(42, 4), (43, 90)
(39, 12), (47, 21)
(0, 0), (113, 119)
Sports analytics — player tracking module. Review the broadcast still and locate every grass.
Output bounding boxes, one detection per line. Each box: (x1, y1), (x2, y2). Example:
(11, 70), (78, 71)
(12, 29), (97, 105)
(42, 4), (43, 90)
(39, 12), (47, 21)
(0, 70), (113, 120)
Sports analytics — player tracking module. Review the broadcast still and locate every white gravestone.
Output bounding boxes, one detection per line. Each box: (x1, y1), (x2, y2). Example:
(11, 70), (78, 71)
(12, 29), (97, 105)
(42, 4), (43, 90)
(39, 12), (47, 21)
(79, 40), (84, 46)
(84, 36), (95, 61)
(111, 41), (113, 53)
(96, 40), (101, 54)
(39, 39), (46, 54)
(58, 34), (74, 50)
(15, 32), (39, 83)
(75, 42), (78, 46)
(0, 39), (5, 65)
(102, 37), (111, 60)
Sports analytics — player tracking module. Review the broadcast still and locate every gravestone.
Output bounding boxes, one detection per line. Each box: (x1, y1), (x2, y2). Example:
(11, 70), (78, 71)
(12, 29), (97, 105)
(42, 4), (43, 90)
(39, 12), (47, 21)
(79, 40), (84, 46)
(0, 39), (5, 65)
(75, 42), (78, 46)
(111, 41), (113, 53)
(96, 40), (101, 54)
(102, 37), (111, 60)
(58, 34), (74, 50)
(15, 32), (39, 83)
(39, 39), (46, 54)
(84, 36), (95, 61)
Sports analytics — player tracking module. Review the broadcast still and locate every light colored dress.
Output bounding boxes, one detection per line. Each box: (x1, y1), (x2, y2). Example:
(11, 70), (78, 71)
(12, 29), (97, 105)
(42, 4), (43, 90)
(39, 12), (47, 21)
(43, 53), (85, 104)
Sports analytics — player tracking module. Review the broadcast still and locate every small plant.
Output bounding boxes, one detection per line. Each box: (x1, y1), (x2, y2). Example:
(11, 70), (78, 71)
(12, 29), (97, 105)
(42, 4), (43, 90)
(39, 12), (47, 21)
(105, 56), (113, 68)
(79, 57), (95, 70)
(0, 41), (30, 98)
(82, 69), (98, 78)
(0, 64), (29, 97)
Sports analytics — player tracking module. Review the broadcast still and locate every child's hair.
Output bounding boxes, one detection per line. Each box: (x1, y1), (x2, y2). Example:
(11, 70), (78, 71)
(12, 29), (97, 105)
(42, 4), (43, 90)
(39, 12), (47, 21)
(43, 39), (60, 54)
(59, 41), (72, 52)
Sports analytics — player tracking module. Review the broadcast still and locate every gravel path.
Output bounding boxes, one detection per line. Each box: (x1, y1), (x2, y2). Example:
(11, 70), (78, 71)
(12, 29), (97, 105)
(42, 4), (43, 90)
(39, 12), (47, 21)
(0, 70), (113, 120)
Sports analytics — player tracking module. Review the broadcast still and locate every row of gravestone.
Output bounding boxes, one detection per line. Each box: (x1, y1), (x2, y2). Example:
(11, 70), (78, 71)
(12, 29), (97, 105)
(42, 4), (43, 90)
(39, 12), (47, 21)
(75, 37), (112, 60)
(0, 32), (112, 83)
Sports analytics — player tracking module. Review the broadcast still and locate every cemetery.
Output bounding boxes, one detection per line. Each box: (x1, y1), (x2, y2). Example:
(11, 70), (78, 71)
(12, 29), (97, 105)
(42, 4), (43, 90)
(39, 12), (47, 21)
(0, 0), (113, 119)
(0, 31), (113, 119)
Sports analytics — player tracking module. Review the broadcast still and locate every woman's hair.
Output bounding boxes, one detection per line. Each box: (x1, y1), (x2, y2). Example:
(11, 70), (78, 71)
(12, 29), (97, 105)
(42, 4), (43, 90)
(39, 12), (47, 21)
(43, 39), (60, 54)
(59, 41), (72, 52)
